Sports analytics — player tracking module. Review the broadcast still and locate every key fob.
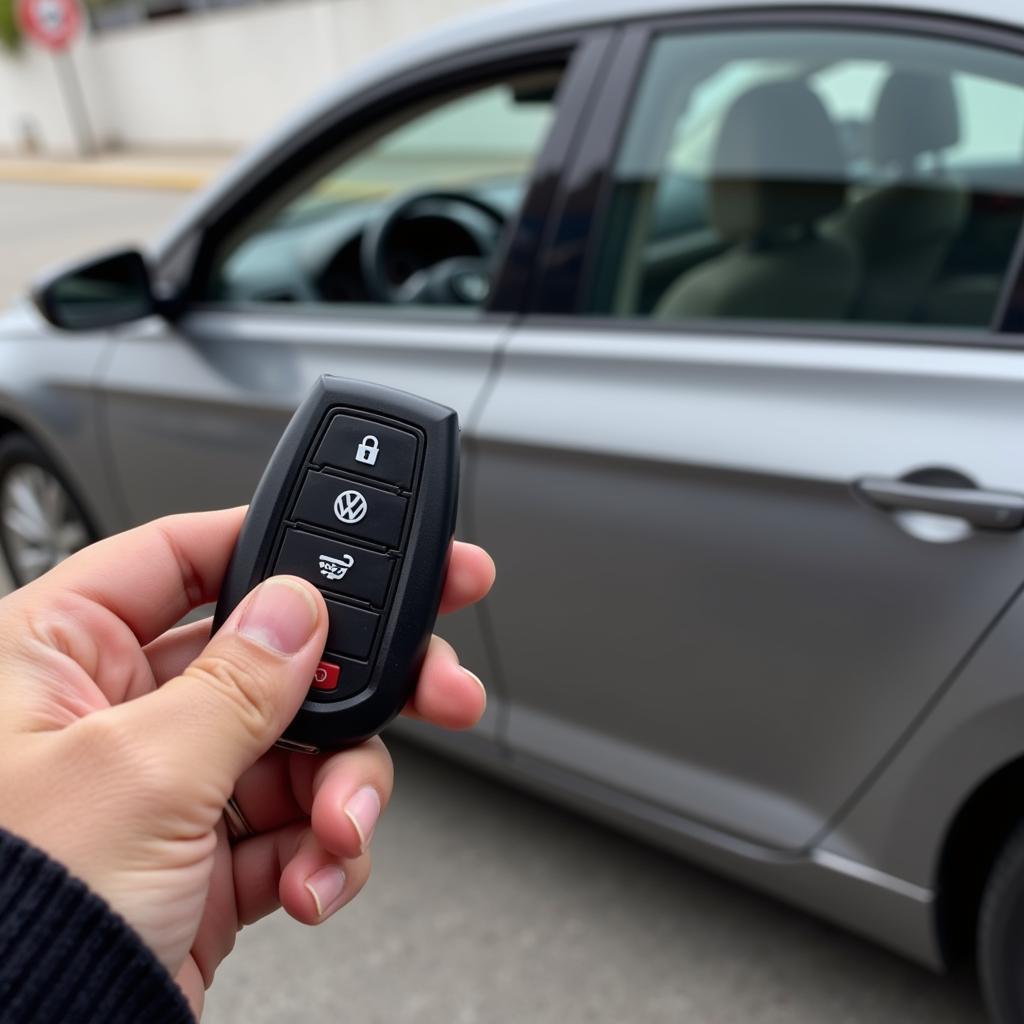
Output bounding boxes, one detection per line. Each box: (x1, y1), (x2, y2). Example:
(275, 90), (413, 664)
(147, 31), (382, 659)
(212, 375), (459, 753)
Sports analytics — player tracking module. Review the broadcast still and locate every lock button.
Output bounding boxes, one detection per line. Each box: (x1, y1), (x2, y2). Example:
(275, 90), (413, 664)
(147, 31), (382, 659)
(356, 435), (380, 466)
(315, 414), (418, 489)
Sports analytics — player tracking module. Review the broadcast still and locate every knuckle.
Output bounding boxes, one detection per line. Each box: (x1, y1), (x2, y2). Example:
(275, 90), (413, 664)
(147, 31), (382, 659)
(185, 649), (280, 741)
(316, 736), (395, 802)
(152, 516), (207, 609)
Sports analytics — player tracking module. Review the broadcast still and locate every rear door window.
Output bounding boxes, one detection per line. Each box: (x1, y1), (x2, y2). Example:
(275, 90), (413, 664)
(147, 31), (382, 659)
(586, 29), (1024, 329)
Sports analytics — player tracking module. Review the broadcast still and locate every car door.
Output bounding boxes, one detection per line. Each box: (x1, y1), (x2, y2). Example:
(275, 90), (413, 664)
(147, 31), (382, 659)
(95, 32), (608, 739)
(475, 12), (1024, 849)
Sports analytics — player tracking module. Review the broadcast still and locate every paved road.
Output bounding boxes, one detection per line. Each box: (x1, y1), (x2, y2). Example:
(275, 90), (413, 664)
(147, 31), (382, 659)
(1, 180), (992, 1024)
(0, 181), (186, 307)
(205, 741), (988, 1024)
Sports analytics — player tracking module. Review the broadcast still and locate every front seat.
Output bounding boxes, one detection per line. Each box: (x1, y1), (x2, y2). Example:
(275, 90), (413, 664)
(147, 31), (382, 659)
(656, 79), (857, 321)
(830, 70), (968, 322)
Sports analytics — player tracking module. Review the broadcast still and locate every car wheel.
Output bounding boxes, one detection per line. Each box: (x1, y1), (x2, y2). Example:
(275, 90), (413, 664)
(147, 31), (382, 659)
(979, 821), (1024, 1022)
(0, 433), (95, 588)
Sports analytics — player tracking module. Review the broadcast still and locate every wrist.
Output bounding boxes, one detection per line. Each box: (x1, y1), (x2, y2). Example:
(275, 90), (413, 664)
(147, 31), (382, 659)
(0, 827), (194, 1023)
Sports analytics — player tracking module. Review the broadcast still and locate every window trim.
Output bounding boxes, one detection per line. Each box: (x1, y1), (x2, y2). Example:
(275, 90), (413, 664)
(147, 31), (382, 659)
(164, 28), (610, 321)
(511, 312), (1024, 353)
(995, 216), (1024, 332)
(531, 5), (1024, 346)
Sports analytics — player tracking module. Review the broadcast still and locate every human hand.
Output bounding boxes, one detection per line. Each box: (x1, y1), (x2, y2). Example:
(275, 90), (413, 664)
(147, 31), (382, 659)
(0, 507), (494, 1017)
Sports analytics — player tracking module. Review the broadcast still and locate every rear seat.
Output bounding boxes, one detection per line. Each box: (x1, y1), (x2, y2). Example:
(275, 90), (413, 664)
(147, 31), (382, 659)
(829, 70), (968, 323)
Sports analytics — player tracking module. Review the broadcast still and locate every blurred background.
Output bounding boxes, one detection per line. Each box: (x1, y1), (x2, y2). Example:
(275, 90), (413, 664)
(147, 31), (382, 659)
(4, 0), (1024, 1021)
(0, 0), (496, 155)
(0, 0), (507, 305)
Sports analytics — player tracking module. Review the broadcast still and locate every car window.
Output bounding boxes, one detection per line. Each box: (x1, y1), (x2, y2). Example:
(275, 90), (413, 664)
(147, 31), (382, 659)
(586, 30), (1024, 330)
(206, 67), (564, 312)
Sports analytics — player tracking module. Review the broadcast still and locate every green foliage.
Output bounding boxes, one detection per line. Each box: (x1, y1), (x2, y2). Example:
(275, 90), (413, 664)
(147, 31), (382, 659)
(0, 0), (22, 54)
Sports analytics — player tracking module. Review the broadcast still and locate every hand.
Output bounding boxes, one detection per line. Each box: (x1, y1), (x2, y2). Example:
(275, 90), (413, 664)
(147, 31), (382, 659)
(0, 507), (494, 1017)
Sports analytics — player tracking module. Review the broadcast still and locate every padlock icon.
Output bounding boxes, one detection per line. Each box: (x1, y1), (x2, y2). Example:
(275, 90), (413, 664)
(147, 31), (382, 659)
(355, 434), (380, 466)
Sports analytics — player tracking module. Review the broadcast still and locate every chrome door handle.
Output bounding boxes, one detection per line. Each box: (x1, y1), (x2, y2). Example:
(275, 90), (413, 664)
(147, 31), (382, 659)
(856, 477), (1024, 531)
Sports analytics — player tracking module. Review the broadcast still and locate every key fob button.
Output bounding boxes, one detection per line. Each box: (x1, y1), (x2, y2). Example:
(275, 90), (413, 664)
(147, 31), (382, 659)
(307, 657), (371, 701)
(294, 470), (407, 548)
(311, 660), (340, 691)
(324, 598), (379, 660)
(274, 528), (395, 607)
(315, 414), (418, 489)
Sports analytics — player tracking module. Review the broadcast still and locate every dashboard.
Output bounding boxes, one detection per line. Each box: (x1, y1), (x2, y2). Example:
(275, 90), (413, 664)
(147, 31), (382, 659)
(214, 181), (524, 306)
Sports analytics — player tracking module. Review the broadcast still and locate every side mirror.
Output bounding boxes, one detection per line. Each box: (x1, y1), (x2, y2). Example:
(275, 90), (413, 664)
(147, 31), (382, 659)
(32, 249), (157, 331)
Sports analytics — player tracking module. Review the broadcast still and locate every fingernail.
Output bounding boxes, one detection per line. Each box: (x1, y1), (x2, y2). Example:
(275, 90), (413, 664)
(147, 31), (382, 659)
(237, 578), (319, 654)
(304, 864), (346, 920)
(463, 667), (487, 707)
(344, 786), (381, 852)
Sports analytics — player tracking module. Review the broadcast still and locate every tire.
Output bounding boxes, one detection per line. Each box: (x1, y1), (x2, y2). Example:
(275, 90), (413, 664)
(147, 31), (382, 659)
(0, 433), (95, 588)
(979, 821), (1024, 1023)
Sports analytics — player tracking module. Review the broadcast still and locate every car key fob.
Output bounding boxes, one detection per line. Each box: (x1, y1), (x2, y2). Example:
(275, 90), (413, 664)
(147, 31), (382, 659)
(212, 375), (459, 753)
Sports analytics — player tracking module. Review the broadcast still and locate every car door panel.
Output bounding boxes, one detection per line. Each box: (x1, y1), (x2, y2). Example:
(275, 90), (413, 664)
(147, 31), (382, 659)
(475, 327), (1024, 851)
(0, 311), (122, 537)
(99, 311), (502, 521)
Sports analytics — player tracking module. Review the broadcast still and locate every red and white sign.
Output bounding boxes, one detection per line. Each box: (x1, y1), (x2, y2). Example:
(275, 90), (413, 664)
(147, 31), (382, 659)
(18, 0), (81, 51)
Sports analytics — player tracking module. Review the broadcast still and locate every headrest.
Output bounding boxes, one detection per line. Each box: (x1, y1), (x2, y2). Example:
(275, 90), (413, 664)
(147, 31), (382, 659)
(872, 71), (960, 167)
(709, 80), (847, 240)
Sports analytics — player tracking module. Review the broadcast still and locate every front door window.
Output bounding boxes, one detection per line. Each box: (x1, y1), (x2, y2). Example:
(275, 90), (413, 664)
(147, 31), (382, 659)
(205, 68), (564, 312)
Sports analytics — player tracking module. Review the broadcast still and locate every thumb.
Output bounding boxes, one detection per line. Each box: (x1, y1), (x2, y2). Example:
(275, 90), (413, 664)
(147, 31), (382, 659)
(129, 576), (327, 802)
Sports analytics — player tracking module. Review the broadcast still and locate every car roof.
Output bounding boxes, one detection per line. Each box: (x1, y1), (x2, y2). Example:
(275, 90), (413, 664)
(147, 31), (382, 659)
(261, 0), (1024, 120)
(155, 0), (1024, 259)
(409, 0), (1024, 51)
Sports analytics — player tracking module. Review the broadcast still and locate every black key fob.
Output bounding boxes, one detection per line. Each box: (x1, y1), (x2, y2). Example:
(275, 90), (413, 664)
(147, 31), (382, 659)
(212, 376), (459, 753)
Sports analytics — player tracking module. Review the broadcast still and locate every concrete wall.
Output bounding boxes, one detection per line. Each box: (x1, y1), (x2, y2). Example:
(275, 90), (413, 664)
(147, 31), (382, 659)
(0, 0), (499, 155)
(0, 33), (102, 153)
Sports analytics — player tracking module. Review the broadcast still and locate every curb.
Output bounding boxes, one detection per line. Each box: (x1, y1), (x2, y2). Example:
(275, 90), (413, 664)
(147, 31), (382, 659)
(0, 162), (215, 191)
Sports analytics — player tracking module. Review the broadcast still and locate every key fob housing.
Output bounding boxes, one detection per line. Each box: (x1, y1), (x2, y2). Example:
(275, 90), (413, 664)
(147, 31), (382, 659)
(213, 376), (459, 752)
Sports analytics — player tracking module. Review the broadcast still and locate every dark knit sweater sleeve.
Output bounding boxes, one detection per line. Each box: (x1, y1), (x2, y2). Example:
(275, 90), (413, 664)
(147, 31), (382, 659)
(0, 828), (194, 1023)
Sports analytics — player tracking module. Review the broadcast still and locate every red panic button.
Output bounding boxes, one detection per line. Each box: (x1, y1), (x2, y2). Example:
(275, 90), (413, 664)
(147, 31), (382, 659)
(311, 660), (340, 691)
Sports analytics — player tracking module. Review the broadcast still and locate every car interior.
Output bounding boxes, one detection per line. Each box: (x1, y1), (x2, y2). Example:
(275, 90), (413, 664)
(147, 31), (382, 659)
(653, 77), (859, 321)
(828, 69), (970, 323)
(207, 68), (564, 311)
(593, 35), (1024, 330)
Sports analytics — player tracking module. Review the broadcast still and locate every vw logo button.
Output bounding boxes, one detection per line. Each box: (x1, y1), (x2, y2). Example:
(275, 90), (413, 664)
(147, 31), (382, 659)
(334, 489), (368, 524)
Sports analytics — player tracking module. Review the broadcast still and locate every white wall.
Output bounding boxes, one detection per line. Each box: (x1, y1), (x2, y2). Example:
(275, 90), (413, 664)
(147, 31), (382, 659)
(0, 32), (106, 153)
(0, 0), (499, 155)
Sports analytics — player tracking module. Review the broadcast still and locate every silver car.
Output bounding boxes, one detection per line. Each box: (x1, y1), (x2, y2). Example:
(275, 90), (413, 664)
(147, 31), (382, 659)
(5, 0), (1024, 1018)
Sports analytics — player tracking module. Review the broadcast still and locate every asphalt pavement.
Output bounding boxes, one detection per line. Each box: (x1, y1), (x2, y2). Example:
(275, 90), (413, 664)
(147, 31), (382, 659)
(0, 178), (992, 1024)
(0, 180), (189, 307)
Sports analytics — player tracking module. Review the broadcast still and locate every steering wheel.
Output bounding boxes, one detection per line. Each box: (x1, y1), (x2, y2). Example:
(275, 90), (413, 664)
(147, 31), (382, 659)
(359, 189), (505, 305)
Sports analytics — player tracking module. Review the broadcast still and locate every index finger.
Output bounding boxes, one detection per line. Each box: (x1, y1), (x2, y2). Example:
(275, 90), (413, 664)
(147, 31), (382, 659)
(33, 507), (246, 646)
